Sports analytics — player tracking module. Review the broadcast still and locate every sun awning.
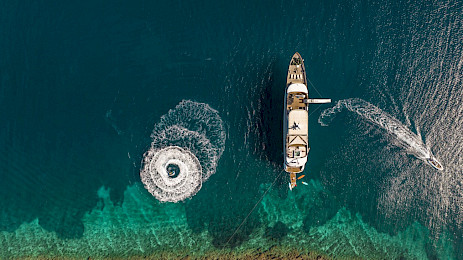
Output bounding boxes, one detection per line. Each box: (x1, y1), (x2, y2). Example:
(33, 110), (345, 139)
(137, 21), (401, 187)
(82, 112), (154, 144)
(287, 83), (308, 94)
(288, 110), (308, 135)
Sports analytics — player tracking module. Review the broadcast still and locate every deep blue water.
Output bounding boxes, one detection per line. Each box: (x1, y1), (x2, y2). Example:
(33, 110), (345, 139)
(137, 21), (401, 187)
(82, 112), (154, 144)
(1, 0), (462, 258)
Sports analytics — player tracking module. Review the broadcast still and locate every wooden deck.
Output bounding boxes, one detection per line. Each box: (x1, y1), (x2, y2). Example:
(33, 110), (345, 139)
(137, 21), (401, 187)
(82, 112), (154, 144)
(286, 52), (306, 86)
(286, 93), (307, 111)
(290, 172), (297, 189)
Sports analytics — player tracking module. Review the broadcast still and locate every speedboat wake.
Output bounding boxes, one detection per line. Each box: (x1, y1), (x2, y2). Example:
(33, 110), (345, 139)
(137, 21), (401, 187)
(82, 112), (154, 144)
(319, 98), (443, 171)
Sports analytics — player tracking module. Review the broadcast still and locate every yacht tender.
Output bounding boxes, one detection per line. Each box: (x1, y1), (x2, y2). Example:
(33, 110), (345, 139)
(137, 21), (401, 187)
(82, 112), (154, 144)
(284, 52), (331, 190)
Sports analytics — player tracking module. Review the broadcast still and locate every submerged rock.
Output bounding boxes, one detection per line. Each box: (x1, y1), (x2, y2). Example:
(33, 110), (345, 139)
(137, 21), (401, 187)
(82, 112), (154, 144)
(302, 190), (339, 231)
(265, 221), (290, 241)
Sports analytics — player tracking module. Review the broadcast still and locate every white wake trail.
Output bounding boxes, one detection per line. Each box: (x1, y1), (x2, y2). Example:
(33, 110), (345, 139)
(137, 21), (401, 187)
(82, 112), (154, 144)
(319, 98), (433, 161)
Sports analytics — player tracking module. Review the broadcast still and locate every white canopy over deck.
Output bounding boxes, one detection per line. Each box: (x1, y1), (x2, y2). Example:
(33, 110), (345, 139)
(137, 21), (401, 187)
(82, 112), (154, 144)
(287, 83), (308, 94)
(288, 110), (308, 135)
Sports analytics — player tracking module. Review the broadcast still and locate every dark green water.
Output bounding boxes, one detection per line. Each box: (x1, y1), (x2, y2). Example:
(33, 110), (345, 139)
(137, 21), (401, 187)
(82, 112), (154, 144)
(1, 0), (462, 258)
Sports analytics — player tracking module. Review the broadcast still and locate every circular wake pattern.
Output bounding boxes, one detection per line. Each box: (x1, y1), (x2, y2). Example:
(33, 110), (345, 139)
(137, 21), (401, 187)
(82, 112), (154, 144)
(152, 100), (226, 180)
(152, 125), (217, 180)
(141, 100), (226, 202)
(140, 146), (202, 202)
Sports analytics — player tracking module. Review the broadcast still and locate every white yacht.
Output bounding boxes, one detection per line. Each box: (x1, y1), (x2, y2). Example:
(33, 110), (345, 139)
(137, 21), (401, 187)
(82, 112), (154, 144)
(284, 53), (331, 190)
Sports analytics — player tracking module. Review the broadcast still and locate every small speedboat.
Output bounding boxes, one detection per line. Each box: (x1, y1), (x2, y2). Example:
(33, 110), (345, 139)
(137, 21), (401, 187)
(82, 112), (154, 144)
(427, 156), (443, 171)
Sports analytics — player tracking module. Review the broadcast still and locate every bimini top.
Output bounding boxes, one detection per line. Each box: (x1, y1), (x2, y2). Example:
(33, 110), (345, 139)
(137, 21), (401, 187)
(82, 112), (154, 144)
(288, 110), (308, 135)
(287, 83), (308, 94)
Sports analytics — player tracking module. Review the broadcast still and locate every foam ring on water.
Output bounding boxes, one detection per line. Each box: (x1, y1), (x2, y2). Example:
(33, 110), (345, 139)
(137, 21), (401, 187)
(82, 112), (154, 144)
(141, 100), (226, 202)
(140, 146), (203, 203)
(152, 125), (217, 180)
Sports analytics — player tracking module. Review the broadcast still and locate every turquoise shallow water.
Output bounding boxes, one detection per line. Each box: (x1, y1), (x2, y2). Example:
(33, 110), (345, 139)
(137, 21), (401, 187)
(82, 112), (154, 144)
(1, 0), (462, 259)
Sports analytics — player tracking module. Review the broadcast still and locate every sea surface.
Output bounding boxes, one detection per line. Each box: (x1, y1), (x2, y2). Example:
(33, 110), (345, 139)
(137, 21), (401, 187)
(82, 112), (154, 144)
(1, 0), (462, 259)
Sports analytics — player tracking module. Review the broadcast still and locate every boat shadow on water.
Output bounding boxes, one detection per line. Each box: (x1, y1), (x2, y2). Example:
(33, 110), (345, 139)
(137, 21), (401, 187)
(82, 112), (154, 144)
(234, 59), (285, 168)
(247, 59), (290, 197)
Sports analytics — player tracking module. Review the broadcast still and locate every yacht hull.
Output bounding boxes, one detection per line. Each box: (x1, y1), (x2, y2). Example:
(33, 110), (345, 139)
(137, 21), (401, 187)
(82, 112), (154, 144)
(283, 53), (331, 189)
(284, 53), (309, 189)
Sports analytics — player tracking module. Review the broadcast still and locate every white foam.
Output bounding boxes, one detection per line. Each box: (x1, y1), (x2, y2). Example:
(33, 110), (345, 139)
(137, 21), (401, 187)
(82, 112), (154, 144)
(319, 98), (434, 163)
(141, 100), (226, 202)
(140, 146), (202, 202)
